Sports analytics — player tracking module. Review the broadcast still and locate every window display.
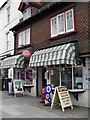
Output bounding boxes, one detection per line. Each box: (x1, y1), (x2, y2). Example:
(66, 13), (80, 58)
(50, 68), (59, 88)
(26, 69), (33, 84)
(20, 68), (33, 85)
(73, 67), (83, 89)
(61, 68), (72, 89)
(86, 69), (90, 89)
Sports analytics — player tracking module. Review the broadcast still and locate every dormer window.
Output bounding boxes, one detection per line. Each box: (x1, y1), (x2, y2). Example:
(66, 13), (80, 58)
(23, 7), (31, 20)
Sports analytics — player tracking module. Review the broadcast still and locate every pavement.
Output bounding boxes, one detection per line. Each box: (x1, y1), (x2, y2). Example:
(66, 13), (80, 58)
(0, 91), (89, 119)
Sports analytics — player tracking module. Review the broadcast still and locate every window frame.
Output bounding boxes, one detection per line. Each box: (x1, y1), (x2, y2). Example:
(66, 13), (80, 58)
(65, 9), (75, 33)
(23, 7), (31, 20)
(50, 8), (75, 38)
(18, 28), (30, 48)
(6, 32), (10, 50)
(7, 6), (10, 23)
(51, 16), (58, 38)
(57, 13), (65, 35)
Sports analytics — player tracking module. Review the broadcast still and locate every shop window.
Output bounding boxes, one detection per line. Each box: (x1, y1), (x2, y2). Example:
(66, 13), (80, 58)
(20, 68), (33, 85)
(61, 68), (72, 89)
(86, 68), (90, 89)
(26, 69), (33, 85)
(50, 68), (59, 88)
(73, 66), (83, 89)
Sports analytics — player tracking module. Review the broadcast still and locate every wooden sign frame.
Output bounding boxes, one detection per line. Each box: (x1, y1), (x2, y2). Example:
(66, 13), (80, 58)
(51, 86), (73, 112)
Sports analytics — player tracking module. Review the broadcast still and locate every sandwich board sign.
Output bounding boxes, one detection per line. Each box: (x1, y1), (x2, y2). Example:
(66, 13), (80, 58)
(13, 79), (24, 97)
(51, 86), (73, 112)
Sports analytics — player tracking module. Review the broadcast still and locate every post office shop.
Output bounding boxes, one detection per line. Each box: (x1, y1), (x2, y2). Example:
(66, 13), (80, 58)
(29, 42), (88, 107)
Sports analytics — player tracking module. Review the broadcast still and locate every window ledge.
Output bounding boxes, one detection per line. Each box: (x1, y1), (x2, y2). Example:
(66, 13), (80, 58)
(18, 44), (31, 50)
(69, 89), (85, 93)
(49, 31), (77, 40)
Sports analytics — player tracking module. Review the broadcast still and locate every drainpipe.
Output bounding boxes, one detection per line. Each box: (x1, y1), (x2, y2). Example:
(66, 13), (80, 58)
(75, 40), (78, 65)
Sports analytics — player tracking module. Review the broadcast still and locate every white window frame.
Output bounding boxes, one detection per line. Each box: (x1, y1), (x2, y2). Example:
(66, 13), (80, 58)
(7, 6), (10, 23)
(23, 7), (31, 20)
(50, 8), (75, 38)
(26, 28), (30, 45)
(6, 32), (10, 50)
(65, 9), (74, 33)
(51, 16), (58, 37)
(57, 13), (65, 35)
(18, 28), (30, 48)
(18, 32), (23, 47)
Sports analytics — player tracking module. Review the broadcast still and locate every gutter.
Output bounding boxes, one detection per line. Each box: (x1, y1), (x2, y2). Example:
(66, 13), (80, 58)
(0, 1), (7, 10)
(10, 2), (58, 31)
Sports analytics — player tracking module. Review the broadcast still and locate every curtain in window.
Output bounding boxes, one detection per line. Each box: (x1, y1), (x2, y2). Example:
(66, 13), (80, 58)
(66, 9), (74, 32)
(23, 31), (25, 45)
(58, 13), (65, 34)
(18, 33), (22, 47)
(26, 28), (30, 44)
(51, 17), (57, 37)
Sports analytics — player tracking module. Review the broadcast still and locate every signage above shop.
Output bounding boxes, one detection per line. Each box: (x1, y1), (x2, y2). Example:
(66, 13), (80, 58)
(22, 50), (31, 58)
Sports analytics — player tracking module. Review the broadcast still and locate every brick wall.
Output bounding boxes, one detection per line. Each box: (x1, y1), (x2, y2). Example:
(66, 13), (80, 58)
(31, 2), (89, 55)
(15, 2), (89, 56)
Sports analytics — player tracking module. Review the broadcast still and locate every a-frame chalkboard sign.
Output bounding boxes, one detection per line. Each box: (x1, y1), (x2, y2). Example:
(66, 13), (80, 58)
(51, 86), (73, 112)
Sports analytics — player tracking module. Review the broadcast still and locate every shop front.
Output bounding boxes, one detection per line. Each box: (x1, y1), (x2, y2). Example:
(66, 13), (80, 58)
(1, 53), (36, 96)
(29, 42), (88, 107)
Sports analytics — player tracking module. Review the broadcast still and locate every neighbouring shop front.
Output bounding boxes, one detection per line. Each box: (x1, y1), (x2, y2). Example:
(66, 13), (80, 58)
(1, 52), (36, 96)
(29, 42), (89, 107)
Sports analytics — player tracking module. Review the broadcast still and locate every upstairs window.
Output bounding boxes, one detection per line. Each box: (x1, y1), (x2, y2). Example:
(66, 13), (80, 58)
(23, 7), (31, 20)
(66, 9), (74, 32)
(51, 9), (75, 37)
(7, 6), (10, 23)
(6, 32), (10, 50)
(51, 16), (57, 37)
(18, 28), (30, 48)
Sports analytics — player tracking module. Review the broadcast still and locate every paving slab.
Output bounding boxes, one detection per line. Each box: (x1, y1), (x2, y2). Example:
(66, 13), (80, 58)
(0, 91), (89, 119)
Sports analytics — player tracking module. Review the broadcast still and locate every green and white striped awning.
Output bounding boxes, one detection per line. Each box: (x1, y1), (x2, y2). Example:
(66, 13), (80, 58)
(2, 54), (25, 68)
(29, 43), (76, 67)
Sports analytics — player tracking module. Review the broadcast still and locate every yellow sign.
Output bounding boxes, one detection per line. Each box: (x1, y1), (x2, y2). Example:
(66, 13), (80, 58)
(51, 86), (73, 112)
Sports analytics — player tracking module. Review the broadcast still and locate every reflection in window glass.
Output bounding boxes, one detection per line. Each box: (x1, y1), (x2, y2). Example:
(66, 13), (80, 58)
(61, 68), (72, 89)
(73, 67), (83, 89)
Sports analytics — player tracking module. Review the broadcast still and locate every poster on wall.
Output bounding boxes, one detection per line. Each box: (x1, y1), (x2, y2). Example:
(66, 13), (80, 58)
(13, 79), (24, 94)
(86, 69), (90, 89)
(8, 68), (13, 79)
(50, 68), (54, 76)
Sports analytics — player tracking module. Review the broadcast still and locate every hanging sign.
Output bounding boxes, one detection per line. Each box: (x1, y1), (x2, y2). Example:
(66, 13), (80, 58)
(51, 86), (73, 112)
(22, 50), (31, 58)
(13, 79), (23, 94)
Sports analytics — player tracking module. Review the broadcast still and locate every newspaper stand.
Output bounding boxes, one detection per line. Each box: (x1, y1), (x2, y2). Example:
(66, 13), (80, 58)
(41, 86), (46, 103)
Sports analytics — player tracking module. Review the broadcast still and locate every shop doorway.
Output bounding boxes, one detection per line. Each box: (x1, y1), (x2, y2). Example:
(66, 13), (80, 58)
(42, 67), (46, 87)
(37, 67), (46, 96)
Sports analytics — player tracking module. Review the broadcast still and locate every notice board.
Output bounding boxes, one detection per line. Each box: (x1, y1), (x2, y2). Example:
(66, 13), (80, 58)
(51, 86), (73, 112)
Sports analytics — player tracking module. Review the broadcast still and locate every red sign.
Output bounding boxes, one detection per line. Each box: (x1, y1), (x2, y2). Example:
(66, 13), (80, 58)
(22, 50), (31, 58)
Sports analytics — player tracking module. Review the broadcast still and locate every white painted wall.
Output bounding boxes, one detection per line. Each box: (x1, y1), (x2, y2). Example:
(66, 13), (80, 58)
(70, 90), (89, 107)
(0, 0), (22, 57)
